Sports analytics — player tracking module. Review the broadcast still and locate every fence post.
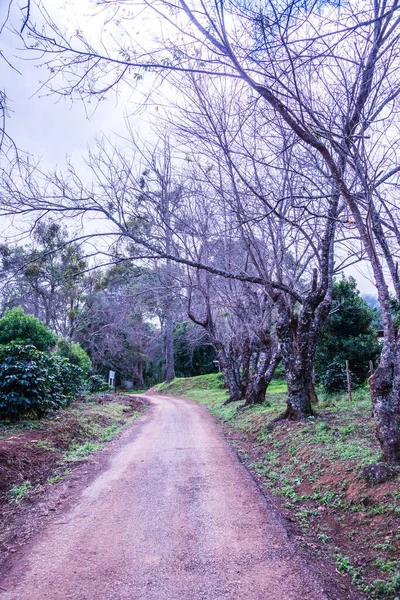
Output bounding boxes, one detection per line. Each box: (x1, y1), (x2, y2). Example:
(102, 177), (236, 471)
(346, 360), (352, 402)
(369, 360), (375, 377)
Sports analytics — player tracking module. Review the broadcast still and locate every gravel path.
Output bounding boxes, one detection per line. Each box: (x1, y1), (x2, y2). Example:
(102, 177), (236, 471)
(0, 394), (327, 600)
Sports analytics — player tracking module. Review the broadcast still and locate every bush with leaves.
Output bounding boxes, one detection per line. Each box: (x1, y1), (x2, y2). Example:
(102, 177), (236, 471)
(0, 307), (57, 351)
(55, 338), (92, 376)
(0, 344), (64, 420)
(51, 356), (86, 404)
(87, 374), (109, 393)
(0, 344), (87, 420)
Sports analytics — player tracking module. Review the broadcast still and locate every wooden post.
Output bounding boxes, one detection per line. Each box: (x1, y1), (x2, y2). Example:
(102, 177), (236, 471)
(369, 360), (375, 376)
(346, 360), (352, 401)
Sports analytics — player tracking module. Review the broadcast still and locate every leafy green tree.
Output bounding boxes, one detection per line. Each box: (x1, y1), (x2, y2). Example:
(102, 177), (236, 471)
(173, 320), (217, 378)
(0, 221), (88, 337)
(55, 338), (92, 376)
(314, 277), (380, 392)
(0, 307), (57, 351)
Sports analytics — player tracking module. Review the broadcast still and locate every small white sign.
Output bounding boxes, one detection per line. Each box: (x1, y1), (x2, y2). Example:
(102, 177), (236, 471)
(109, 370), (116, 387)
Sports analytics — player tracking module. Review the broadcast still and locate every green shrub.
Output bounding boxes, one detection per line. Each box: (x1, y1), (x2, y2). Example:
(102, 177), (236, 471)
(88, 374), (109, 393)
(0, 344), (64, 420)
(315, 277), (379, 392)
(0, 345), (86, 420)
(55, 338), (92, 376)
(0, 306), (57, 351)
(51, 356), (86, 404)
(322, 358), (349, 393)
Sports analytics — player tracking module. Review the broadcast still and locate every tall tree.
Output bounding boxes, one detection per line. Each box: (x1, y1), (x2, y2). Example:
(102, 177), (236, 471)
(314, 277), (380, 392)
(0, 221), (87, 337)
(22, 0), (400, 462)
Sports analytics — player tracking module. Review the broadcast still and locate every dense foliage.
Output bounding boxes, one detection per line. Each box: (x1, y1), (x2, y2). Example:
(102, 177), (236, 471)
(0, 345), (61, 420)
(0, 307), (57, 351)
(0, 344), (87, 421)
(88, 374), (109, 393)
(173, 321), (217, 378)
(51, 356), (86, 403)
(55, 338), (92, 375)
(314, 278), (380, 392)
(0, 307), (89, 420)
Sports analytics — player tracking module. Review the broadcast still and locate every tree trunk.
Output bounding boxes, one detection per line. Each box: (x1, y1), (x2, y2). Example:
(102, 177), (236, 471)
(244, 373), (269, 406)
(275, 291), (331, 419)
(369, 343), (400, 465)
(282, 365), (314, 419)
(309, 378), (319, 404)
(276, 305), (314, 419)
(135, 323), (144, 388)
(244, 349), (280, 406)
(349, 206), (400, 463)
(165, 307), (175, 383)
(222, 360), (244, 403)
(163, 183), (175, 384)
(216, 347), (244, 403)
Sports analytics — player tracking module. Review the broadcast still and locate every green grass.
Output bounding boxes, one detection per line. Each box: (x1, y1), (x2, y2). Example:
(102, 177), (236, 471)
(64, 441), (102, 462)
(8, 481), (33, 504)
(35, 440), (56, 451)
(46, 473), (67, 485)
(155, 373), (287, 422)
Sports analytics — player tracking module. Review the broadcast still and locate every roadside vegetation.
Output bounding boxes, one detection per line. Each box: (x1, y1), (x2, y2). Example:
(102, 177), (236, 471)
(0, 300), (149, 574)
(0, 393), (146, 506)
(157, 373), (400, 600)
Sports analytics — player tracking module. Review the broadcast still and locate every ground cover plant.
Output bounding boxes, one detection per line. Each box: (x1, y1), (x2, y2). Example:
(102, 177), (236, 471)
(157, 374), (400, 599)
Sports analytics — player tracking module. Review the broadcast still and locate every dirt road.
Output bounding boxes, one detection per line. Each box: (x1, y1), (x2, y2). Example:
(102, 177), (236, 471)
(1, 395), (327, 600)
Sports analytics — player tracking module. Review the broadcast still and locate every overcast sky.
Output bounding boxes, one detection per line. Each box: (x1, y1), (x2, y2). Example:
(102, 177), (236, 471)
(0, 0), (148, 167)
(0, 0), (379, 296)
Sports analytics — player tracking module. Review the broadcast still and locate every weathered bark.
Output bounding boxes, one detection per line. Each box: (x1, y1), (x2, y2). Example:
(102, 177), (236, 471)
(275, 289), (331, 419)
(275, 307), (312, 419)
(370, 383), (400, 465)
(282, 367), (314, 419)
(216, 346), (244, 403)
(369, 205), (400, 451)
(244, 348), (281, 406)
(165, 306), (175, 383)
(368, 337), (400, 465)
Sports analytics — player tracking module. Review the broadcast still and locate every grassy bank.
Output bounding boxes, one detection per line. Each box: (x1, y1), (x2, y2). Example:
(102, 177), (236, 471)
(156, 374), (400, 600)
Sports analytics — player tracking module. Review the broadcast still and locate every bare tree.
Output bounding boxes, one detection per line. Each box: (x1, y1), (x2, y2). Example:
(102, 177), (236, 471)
(25, 0), (400, 460)
(188, 264), (281, 406)
(167, 77), (342, 417)
(0, 0), (32, 157)
(6, 0), (400, 458)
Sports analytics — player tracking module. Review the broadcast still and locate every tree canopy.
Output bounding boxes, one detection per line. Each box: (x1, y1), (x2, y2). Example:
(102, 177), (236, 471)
(315, 277), (380, 392)
(0, 307), (57, 352)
